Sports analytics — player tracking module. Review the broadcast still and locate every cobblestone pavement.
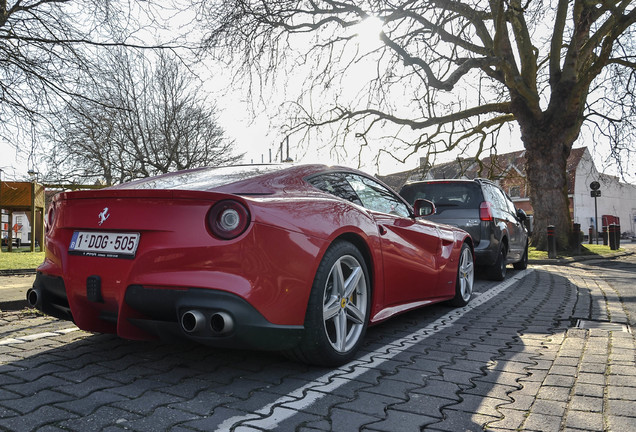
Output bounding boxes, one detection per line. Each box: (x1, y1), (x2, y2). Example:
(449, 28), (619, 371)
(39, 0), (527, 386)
(0, 258), (634, 431)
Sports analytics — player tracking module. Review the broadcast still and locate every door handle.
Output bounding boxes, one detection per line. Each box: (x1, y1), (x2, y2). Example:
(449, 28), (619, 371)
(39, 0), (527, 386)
(378, 225), (387, 235)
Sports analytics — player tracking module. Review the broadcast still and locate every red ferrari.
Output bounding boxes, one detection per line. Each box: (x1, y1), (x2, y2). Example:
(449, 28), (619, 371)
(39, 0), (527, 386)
(29, 164), (474, 366)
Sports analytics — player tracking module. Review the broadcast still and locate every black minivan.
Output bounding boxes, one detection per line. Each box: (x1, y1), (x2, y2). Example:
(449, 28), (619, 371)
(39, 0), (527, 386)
(400, 179), (529, 280)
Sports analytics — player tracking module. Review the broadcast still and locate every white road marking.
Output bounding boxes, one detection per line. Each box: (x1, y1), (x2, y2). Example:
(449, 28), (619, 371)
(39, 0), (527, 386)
(217, 269), (533, 431)
(0, 327), (79, 345)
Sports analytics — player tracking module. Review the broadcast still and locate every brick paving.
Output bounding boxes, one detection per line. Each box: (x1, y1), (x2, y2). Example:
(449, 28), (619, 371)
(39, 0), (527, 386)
(0, 255), (634, 431)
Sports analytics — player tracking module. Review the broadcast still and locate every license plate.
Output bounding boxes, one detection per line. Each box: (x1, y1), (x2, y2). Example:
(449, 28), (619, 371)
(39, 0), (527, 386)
(69, 231), (140, 259)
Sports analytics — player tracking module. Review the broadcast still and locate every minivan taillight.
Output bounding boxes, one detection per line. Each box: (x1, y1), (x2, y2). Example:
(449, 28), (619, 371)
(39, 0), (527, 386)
(480, 201), (494, 221)
(207, 200), (250, 240)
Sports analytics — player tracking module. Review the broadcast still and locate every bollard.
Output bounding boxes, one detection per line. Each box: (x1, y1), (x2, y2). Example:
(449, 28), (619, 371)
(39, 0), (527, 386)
(588, 226), (594, 244)
(609, 224), (617, 250)
(572, 223), (581, 255)
(547, 225), (557, 259)
(602, 226), (608, 246)
(617, 224), (621, 249)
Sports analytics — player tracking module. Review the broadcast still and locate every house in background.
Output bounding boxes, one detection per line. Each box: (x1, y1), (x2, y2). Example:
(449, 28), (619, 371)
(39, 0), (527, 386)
(378, 147), (636, 236)
(0, 181), (45, 251)
(1, 210), (33, 246)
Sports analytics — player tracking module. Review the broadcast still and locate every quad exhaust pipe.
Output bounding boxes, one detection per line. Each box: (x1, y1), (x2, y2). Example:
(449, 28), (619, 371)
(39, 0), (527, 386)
(180, 310), (234, 335)
(181, 310), (206, 333)
(210, 311), (234, 334)
(26, 287), (42, 309)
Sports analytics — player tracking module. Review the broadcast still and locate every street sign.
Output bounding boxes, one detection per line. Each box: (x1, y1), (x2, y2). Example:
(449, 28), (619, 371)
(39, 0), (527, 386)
(590, 182), (601, 244)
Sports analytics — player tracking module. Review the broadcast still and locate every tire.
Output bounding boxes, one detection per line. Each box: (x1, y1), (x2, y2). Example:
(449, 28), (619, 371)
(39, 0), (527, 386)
(488, 245), (507, 281)
(449, 243), (474, 307)
(513, 241), (529, 270)
(287, 241), (370, 366)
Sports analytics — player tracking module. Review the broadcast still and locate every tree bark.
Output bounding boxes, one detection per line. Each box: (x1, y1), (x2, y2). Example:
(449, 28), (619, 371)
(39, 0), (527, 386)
(523, 127), (573, 251)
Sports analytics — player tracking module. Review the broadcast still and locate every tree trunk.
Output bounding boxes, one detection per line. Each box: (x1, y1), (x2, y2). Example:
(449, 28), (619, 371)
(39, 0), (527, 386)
(524, 136), (573, 251)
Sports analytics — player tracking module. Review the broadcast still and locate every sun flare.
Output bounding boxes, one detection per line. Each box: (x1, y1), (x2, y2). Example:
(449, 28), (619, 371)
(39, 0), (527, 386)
(354, 16), (384, 49)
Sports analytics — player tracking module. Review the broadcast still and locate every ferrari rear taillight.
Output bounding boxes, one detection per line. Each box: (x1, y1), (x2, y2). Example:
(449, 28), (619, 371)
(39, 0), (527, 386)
(479, 201), (494, 221)
(207, 200), (250, 240)
(45, 203), (56, 233)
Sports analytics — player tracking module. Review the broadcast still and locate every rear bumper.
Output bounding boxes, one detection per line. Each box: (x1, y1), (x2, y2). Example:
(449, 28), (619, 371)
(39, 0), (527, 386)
(474, 242), (499, 266)
(124, 285), (304, 351)
(29, 272), (304, 351)
(29, 273), (73, 322)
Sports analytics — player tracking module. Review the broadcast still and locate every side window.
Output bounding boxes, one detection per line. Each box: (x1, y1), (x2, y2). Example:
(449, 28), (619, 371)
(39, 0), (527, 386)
(495, 187), (514, 216)
(307, 173), (363, 206)
(344, 174), (411, 217)
(481, 184), (494, 205)
(505, 194), (517, 216)
(491, 185), (515, 217)
(484, 184), (503, 211)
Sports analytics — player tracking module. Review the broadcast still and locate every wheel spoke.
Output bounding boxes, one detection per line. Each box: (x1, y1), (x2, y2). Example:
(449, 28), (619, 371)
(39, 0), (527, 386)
(323, 297), (340, 320)
(461, 258), (474, 275)
(332, 259), (346, 297)
(335, 310), (347, 352)
(459, 248), (474, 299)
(343, 266), (362, 298)
(346, 303), (365, 325)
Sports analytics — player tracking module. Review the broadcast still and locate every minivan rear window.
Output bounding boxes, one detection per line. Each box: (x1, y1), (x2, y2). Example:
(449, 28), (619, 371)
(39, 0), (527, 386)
(400, 182), (483, 209)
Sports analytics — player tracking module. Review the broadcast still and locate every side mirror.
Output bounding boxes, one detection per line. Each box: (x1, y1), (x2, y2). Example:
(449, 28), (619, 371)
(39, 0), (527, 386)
(414, 199), (436, 217)
(516, 208), (527, 221)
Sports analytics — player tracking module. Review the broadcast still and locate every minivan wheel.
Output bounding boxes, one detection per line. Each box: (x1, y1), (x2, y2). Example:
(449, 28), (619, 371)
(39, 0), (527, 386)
(488, 246), (507, 281)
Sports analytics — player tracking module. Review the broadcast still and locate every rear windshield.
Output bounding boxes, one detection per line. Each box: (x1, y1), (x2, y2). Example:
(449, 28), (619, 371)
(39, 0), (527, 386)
(110, 165), (285, 191)
(400, 182), (483, 209)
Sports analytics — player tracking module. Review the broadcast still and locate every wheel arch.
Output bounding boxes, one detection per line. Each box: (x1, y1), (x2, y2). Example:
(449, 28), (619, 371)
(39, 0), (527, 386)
(500, 233), (509, 255)
(462, 233), (475, 253)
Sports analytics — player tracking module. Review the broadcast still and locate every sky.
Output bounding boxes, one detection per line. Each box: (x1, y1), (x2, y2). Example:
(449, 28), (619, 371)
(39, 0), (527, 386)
(0, 7), (632, 185)
(0, 10), (522, 182)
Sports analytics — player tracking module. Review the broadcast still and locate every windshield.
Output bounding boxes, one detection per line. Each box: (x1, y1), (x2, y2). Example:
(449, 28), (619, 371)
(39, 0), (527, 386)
(400, 182), (483, 209)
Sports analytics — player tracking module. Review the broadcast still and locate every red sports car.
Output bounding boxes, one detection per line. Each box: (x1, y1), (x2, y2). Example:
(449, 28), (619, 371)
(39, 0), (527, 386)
(29, 164), (474, 366)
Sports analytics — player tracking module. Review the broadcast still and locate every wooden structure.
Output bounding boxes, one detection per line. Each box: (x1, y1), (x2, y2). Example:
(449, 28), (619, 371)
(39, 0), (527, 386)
(0, 181), (45, 252)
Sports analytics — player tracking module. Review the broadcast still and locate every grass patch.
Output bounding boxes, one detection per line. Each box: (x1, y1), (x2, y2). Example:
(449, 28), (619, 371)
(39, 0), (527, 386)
(0, 250), (45, 270)
(528, 244), (623, 260)
(528, 247), (549, 260)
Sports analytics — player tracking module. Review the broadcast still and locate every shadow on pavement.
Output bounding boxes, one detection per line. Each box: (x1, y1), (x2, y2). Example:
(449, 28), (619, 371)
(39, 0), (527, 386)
(0, 266), (620, 431)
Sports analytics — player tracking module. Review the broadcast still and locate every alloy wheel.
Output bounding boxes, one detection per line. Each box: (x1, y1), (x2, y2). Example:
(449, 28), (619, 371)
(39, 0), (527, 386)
(322, 255), (368, 353)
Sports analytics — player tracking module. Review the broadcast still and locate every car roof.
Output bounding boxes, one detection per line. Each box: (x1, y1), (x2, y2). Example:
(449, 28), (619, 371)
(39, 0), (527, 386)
(108, 164), (378, 195)
(402, 178), (496, 187)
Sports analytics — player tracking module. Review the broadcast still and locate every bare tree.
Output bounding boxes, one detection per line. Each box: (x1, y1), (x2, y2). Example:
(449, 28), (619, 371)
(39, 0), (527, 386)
(47, 49), (242, 185)
(193, 0), (636, 250)
(0, 0), (186, 168)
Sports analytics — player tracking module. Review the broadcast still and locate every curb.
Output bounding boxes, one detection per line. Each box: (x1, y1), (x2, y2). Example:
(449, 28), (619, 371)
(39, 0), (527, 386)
(0, 270), (36, 311)
(529, 249), (634, 265)
(0, 269), (37, 276)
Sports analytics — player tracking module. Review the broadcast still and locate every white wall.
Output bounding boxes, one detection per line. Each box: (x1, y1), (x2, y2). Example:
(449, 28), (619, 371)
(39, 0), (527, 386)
(1, 211), (32, 243)
(573, 148), (636, 235)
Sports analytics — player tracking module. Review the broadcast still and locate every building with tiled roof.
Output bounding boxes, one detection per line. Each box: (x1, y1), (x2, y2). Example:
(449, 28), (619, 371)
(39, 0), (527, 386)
(379, 147), (636, 236)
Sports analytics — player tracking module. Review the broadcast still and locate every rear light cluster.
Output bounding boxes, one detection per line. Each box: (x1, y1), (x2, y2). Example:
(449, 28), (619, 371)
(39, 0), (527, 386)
(45, 203), (56, 233)
(207, 200), (251, 240)
(479, 201), (494, 221)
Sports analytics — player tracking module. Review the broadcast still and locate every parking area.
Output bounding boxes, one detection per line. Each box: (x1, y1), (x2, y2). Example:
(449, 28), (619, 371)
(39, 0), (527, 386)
(0, 256), (635, 431)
